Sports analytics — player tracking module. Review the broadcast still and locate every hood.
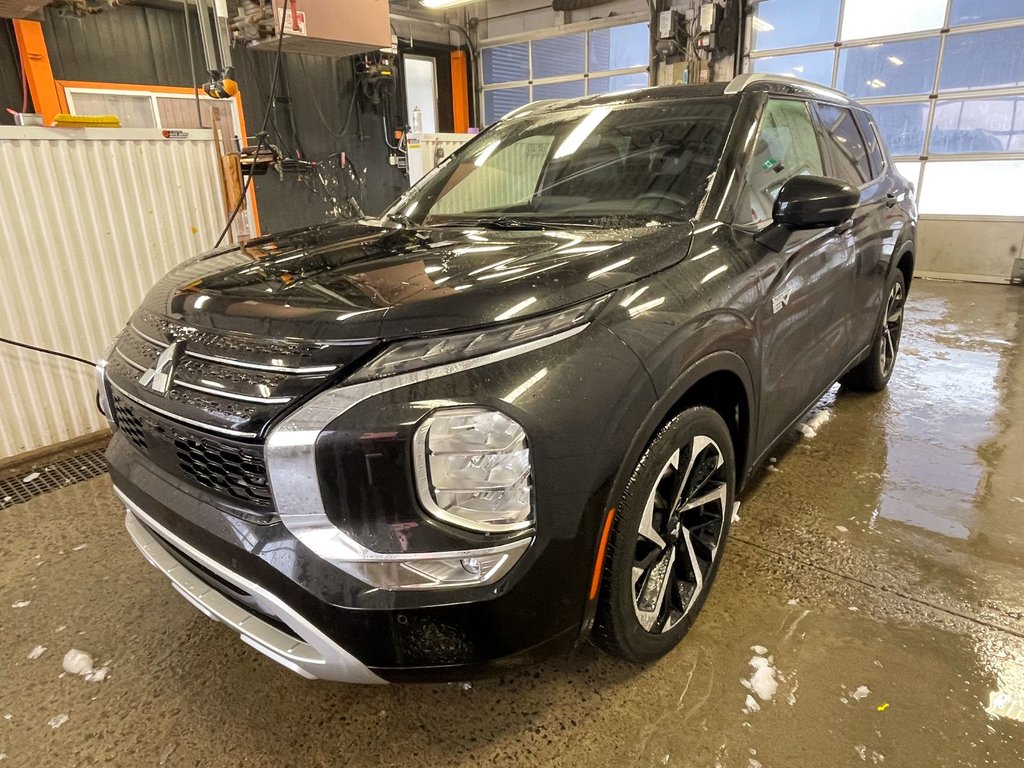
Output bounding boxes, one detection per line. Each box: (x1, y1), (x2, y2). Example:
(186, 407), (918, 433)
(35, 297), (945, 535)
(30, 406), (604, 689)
(140, 219), (695, 343)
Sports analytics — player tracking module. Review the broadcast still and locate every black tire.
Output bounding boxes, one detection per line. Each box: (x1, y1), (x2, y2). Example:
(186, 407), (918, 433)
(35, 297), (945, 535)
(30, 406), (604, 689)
(593, 407), (735, 664)
(840, 271), (906, 392)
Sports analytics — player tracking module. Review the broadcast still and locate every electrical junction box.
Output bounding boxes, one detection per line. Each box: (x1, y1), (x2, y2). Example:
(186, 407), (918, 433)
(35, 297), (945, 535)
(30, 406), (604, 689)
(657, 9), (679, 39)
(243, 0), (391, 56)
(407, 133), (473, 186)
(699, 3), (718, 33)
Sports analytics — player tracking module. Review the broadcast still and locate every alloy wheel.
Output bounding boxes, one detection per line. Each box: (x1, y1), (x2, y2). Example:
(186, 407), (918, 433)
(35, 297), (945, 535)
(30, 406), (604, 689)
(632, 435), (729, 634)
(880, 281), (905, 376)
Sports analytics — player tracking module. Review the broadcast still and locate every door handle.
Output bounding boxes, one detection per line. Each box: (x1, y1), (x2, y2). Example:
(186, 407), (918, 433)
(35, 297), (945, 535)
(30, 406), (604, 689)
(885, 192), (898, 208)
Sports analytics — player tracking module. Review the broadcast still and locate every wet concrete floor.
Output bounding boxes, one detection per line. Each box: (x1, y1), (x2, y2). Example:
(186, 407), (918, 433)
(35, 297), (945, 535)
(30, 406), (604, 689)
(1, 279), (1022, 767)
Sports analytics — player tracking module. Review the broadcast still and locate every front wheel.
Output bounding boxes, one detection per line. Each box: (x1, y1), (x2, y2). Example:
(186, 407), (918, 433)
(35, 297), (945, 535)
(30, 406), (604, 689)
(841, 272), (906, 392)
(593, 407), (735, 664)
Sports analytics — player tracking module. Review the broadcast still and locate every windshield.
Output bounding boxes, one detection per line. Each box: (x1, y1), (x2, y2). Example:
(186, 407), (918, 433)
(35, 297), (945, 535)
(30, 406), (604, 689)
(390, 97), (735, 227)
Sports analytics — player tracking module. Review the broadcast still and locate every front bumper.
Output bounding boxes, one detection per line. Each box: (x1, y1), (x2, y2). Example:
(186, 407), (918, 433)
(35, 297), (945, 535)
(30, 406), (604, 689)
(121, 489), (385, 684)
(108, 318), (658, 682)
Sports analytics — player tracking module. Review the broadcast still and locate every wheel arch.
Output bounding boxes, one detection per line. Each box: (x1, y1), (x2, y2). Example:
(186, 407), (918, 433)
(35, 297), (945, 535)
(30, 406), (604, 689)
(580, 351), (757, 636)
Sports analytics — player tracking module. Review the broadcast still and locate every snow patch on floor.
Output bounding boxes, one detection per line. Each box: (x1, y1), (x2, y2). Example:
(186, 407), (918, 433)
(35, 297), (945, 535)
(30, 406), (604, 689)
(852, 685), (871, 701)
(743, 694), (760, 714)
(731, 502), (742, 523)
(27, 645), (46, 660)
(22, 472), (40, 483)
(796, 408), (833, 439)
(62, 649), (109, 683)
(10, 601), (30, 609)
(47, 714), (69, 730)
(835, 525), (849, 533)
(742, 649), (780, 712)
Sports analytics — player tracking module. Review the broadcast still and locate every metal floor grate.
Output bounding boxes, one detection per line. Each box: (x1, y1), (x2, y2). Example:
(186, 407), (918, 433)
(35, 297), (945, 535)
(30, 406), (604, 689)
(0, 449), (108, 509)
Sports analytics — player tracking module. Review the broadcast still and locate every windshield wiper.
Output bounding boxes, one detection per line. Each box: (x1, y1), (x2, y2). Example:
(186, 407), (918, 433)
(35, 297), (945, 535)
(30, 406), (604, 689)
(426, 216), (602, 230)
(383, 212), (417, 228)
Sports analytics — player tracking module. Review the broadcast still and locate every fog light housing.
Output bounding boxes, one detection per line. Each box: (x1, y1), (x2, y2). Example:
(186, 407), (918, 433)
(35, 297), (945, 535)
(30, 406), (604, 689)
(413, 407), (534, 533)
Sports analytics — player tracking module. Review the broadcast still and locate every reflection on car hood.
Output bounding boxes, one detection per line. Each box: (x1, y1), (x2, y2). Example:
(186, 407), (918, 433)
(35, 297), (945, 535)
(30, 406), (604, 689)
(140, 219), (695, 341)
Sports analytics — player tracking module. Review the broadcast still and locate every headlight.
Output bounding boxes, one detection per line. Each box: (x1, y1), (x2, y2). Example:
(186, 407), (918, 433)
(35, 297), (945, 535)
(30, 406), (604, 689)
(348, 296), (607, 383)
(413, 407), (533, 533)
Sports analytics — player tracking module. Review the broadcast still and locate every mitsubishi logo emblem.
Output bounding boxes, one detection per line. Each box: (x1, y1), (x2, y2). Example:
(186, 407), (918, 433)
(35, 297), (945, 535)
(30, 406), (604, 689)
(138, 341), (183, 395)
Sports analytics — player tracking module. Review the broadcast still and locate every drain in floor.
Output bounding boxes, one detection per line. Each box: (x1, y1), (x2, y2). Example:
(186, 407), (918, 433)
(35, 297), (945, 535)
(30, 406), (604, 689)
(0, 449), (108, 509)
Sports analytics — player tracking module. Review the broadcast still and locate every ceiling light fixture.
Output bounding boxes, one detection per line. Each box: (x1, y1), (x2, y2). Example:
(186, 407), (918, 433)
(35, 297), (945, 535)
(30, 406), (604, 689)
(420, 0), (477, 8)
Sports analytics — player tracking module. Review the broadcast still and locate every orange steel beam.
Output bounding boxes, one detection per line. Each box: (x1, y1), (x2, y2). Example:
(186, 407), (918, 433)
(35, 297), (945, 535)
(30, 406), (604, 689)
(12, 20), (60, 124)
(450, 50), (470, 133)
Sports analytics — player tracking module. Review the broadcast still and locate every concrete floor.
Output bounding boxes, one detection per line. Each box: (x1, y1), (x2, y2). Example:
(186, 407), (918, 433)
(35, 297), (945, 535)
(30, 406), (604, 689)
(2, 279), (1022, 767)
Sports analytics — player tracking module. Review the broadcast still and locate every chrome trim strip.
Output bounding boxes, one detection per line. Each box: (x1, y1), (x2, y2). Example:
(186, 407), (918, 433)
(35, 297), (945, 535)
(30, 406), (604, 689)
(118, 489), (385, 683)
(177, 380), (294, 405)
(108, 380), (259, 439)
(129, 322), (341, 375)
(264, 323), (588, 586)
(116, 348), (292, 405)
(725, 73), (851, 103)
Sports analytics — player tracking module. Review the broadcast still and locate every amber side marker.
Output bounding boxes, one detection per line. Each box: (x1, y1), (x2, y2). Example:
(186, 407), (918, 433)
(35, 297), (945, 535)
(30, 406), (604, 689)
(589, 507), (616, 600)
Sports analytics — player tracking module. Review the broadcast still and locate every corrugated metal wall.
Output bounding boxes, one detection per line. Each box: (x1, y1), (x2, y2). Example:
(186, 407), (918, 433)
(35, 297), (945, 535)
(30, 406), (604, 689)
(39, 2), (445, 231)
(0, 127), (225, 461)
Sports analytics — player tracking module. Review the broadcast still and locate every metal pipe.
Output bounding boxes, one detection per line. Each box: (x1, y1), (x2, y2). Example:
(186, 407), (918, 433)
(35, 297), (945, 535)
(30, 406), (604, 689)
(181, 0), (206, 128)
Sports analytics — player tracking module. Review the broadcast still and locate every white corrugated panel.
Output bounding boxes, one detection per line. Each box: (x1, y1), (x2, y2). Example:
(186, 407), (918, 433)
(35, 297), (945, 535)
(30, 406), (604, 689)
(0, 127), (227, 462)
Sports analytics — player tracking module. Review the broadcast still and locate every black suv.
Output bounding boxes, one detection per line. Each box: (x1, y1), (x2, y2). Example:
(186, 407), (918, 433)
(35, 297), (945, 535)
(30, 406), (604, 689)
(99, 74), (916, 683)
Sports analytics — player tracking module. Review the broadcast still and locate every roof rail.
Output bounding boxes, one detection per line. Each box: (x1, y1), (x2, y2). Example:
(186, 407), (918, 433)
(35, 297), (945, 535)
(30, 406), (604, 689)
(724, 73), (851, 103)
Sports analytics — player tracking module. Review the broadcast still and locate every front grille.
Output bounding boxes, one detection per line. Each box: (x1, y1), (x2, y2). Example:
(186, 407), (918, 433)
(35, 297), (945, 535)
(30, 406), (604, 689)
(110, 392), (277, 522)
(112, 398), (147, 452)
(174, 434), (272, 507)
(103, 311), (377, 519)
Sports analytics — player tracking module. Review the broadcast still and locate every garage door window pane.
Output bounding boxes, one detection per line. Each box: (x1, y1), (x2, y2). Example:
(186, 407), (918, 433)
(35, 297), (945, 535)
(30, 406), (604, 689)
(837, 38), (940, 99)
(931, 98), (1024, 154)
(894, 161), (921, 192)
(750, 50), (834, 87)
(483, 43), (529, 84)
(484, 87), (529, 124)
(750, 0), (840, 52)
(950, 0), (1024, 26)
(588, 72), (649, 95)
(532, 79), (585, 101)
(919, 160), (1024, 216)
(939, 28), (1024, 92)
(870, 102), (930, 157)
(589, 23), (649, 71)
(71, 93), (155, 128)
(532, 34), (585, 79)
(841, 0), (946, 41)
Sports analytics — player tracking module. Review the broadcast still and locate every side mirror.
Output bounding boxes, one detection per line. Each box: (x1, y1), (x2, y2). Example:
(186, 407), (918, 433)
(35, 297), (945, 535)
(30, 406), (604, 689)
(773, 175), (859, 230)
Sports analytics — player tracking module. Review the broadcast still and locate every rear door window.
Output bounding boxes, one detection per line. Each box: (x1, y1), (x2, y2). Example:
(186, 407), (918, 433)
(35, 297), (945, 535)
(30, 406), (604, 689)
(738, 98), (826, 227)
(814, 102), (872, 185)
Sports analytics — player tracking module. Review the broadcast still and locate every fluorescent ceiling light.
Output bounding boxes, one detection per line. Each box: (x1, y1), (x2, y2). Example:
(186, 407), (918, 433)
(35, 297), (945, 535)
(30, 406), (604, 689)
(751, 16), (774, 32)
(887, 56), (904, 66)
(421, 0), (476, 8)
(474, 140), (501, 167)
(553, 106), (612, 159)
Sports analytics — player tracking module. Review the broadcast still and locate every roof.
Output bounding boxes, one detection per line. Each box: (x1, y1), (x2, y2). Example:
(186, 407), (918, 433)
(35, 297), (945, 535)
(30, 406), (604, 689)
(499, 74), (857, 121)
